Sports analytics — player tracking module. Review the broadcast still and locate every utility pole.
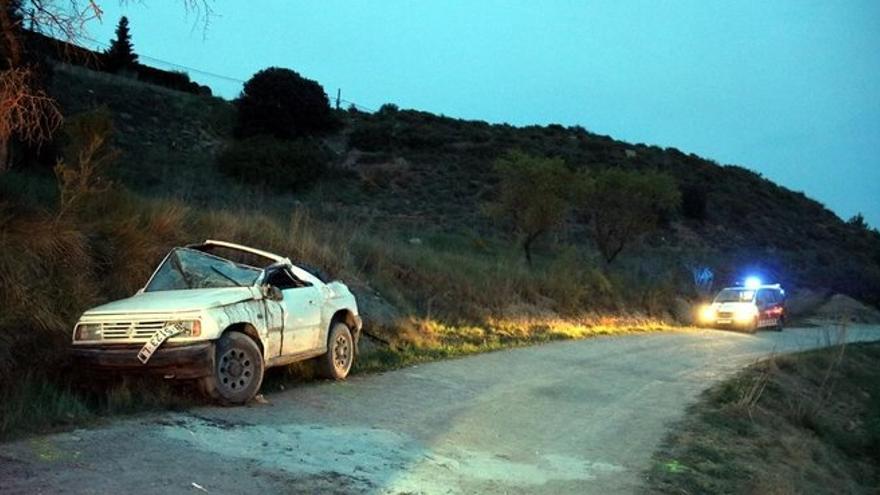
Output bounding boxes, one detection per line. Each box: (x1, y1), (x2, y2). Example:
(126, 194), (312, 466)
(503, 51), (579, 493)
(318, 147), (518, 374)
(336, 88), (341, 110)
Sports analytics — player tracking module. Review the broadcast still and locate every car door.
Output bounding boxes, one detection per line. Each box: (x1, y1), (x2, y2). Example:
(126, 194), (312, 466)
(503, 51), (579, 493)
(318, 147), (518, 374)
(262, 298), (284, 358)
(756, 290), (778, 327)
(281, 285), (322, 354)
(763, 289), (783, 324)
(264, 267), (322, 355)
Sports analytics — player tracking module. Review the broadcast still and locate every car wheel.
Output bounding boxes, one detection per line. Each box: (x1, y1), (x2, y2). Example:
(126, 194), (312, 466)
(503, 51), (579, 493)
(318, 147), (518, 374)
(317, 322), (354, 380)
(200, 332), (264, 405)
(775, 316), (785, 332)
(746, 317), (759, 334)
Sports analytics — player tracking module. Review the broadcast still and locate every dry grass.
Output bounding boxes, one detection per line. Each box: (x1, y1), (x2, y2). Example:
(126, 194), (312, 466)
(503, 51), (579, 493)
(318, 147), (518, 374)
(0, 175), (684, 439)
(0, 114), (684, 437)
(357, 314), (677, 372)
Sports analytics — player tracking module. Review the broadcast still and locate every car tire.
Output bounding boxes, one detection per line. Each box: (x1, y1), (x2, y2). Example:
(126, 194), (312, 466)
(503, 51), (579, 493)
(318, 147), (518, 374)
(775, 316), (785, 332)
(199, 332), (264, 405)
(317, 322), (354, 380)
(746, 317), (759, 334)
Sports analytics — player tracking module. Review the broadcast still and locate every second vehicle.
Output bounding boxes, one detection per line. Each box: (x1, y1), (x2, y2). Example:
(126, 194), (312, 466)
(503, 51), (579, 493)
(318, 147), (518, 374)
(698, 283), (786, 332)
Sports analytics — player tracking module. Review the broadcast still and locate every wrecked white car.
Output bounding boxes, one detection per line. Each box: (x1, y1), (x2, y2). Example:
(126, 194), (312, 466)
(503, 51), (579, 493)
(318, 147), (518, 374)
(71, 240), (362, 404)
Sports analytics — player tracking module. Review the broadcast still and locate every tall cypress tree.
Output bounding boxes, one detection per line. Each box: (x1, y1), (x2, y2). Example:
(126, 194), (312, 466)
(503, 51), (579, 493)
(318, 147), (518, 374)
(104, 16), (138, 72)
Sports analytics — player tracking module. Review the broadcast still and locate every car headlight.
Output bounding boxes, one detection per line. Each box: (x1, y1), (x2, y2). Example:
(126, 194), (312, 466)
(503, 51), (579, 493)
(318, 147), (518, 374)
(733, 306), (757, 322)
(74, 323), (102, 341)
(698, 305), (715, 323)
(167, 320), (201, 338)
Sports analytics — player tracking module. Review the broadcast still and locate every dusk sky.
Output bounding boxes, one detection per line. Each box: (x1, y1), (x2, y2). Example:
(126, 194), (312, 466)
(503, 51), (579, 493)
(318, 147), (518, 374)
(86, 1), (880, 227)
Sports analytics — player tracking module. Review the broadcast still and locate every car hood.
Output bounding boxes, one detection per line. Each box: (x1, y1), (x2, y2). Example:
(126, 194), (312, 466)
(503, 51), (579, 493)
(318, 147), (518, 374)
(713, 301), (755, 310)
(83, 287), (259, 315)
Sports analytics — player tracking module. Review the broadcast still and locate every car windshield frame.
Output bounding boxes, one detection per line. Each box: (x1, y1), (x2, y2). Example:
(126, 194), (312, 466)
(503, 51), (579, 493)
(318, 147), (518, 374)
(714, 288), (756, 303)
(143, 247), (263, 292)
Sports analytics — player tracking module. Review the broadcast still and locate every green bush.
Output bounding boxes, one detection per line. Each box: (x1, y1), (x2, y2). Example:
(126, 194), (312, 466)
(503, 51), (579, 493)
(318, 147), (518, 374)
(680, 184), (708, 221)
(235, 67), (336, 139)
(349, 119), (394, 152)
(217, 136), (329, 190)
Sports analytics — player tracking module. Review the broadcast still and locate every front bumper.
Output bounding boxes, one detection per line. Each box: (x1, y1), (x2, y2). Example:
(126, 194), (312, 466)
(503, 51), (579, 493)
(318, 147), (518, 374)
(71, 341), (215, 379)
(700, 318), (755, 330)
(707, 320), (748, 327)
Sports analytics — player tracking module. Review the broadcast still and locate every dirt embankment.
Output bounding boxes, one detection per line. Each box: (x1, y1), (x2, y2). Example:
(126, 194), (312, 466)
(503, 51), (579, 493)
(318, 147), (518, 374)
(813, 294), (880, 324)
(784, 289), (880, 325)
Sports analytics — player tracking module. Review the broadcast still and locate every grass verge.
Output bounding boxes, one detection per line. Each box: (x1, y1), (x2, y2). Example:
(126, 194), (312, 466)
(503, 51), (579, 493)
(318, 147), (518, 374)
(353, 316), (677, 373)
(645, 341), (880, 494)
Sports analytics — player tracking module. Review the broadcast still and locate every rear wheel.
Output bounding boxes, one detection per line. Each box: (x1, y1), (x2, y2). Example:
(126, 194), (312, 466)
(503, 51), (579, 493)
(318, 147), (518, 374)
(199, 332), (264, 404)
(317, 322), (354, 380)
(774, 316), (785, 332)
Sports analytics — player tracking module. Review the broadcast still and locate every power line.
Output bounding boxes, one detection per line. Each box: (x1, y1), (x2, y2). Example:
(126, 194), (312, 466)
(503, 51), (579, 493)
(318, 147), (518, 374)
(83, 35), (376, 112)
(85, 36), (245, 83)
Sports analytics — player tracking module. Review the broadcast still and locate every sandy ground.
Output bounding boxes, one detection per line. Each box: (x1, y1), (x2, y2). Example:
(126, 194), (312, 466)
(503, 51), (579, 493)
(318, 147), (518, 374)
(1, 323), (878, 494)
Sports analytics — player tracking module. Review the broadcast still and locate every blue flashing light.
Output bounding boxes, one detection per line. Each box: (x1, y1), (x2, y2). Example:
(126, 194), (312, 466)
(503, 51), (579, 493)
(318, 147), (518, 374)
(744, 276), (762, 289)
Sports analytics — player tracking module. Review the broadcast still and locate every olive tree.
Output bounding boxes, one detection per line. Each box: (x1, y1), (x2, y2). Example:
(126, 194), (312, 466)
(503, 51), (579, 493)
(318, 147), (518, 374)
(578, 168), (680, 264)
(487, 150), (573, 266)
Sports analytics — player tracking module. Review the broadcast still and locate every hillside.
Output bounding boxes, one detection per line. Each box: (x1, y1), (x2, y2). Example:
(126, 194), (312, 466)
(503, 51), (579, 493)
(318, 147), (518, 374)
(2, 60), (879, 437)
(349, 109), (880, 301)
(44, 63), (880, 306)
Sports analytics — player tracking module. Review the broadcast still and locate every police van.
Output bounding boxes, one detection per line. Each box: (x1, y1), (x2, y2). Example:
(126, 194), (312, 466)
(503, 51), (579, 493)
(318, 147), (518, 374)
(698, 282), (785, 332)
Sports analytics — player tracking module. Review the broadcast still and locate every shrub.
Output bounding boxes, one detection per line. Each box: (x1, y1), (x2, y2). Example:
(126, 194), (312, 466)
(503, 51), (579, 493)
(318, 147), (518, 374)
(217, 135), (329, 190)
(396, 123), (448, 150)
(681, 184), (708, 221)
(349, 119), (394, 152)
(847, 213), (868, 230)
(378, 103), (399, 115)
(538, 248), (614, 313)
(235, 67), (334, 139)
(54, 108), (119, 219)
(135, 66), (205, 95)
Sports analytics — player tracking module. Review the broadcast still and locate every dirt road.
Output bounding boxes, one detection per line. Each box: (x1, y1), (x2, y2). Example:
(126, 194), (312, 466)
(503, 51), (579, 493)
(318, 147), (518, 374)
(2, 324), (878, 494)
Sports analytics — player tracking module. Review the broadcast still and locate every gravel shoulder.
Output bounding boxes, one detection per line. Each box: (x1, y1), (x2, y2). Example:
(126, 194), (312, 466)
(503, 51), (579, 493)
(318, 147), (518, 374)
(2, 323), (877, 494)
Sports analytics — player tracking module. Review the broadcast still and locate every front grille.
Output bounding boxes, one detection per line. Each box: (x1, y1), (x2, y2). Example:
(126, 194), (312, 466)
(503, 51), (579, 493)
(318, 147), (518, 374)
(718, 311), (733, 319)
(99, 320), (166, 340)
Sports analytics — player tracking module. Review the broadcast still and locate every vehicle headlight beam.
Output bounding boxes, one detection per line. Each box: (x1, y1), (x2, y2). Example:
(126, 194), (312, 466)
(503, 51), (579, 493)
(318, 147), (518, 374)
(733, 306), (757, 322)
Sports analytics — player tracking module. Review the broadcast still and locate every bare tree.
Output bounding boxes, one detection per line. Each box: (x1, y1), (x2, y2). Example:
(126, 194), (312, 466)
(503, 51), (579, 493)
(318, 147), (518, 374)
(0, 67), (62, 168)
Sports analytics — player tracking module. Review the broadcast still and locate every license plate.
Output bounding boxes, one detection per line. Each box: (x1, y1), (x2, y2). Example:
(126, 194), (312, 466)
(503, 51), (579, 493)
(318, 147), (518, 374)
(137, 324), (184, 364)
(717, 319), (732, 324)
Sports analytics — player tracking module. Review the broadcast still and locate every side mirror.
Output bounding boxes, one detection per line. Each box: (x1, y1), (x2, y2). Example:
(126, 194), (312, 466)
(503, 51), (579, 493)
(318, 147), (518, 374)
(263, 285), (283, 301)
